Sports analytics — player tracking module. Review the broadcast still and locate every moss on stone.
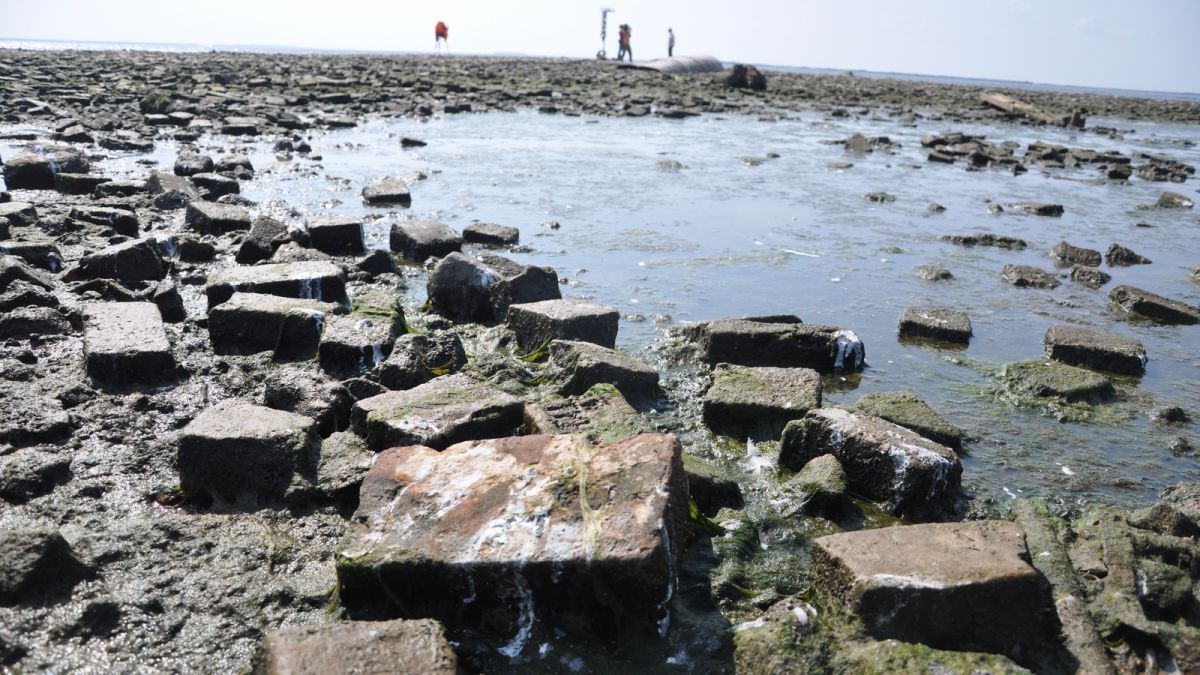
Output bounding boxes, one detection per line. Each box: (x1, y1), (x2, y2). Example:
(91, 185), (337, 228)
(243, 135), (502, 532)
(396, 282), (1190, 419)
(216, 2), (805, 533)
(853, 390), (963, 449)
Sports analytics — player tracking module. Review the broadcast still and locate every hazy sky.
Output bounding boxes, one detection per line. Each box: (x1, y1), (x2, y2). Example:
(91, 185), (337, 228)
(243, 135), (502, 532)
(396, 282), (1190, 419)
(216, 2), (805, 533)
(3, 0), (1198, 93)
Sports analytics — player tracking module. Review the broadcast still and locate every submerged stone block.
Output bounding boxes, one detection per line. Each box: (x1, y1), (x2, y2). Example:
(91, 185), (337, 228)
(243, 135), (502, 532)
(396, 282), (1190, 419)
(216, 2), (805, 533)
(205, 260), (347, 308)
(1002, 360), (1115, 404)
(177, 399), (319, 504)
(507, 298), (620, 352)
(82, 302), (175, 386)
(812, 521), (1050, 667)
(1109, 285), (1200, 325)
(779, 407), (961, 519)
(702, 363), (822, 440)
(1043, 324), (1146, 375)
(337, 433), (687, 646)
(350, 373), (524, 451)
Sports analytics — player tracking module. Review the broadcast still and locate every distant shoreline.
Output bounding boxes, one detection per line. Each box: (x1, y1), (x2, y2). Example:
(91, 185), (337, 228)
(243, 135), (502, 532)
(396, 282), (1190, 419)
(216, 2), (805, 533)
(3, 36), (1197, 104)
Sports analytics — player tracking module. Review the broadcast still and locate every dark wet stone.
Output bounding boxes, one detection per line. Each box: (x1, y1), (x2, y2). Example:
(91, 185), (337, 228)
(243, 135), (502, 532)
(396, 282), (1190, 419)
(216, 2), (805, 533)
(94, 180), (146, 198)
(1107, 165), (1132, 180)
(190, 172), (240, 201)
(940, 233), (1027, 249)
(146, 171), (200, 208)
(178, 399), (319, 504)
(221, 116), (261, 136)
(853, 390), (963, 450)
(1051, 240), (1101, 267)
(786, 454), (847, 513)
(400, 137), (427, 148)
(0, 450), (71, 504)
(462, 222), (520, 245)
(916, 265), (953, 281)
(263, 367), (353, 438)
(254, 619), (458, 675)
(897, 307), (972, 344)
(82, 302), (174, 386)
(507, 298), (619, 351)
(350, 373), (524, 450)
(702, 363), (822, 440)
(336, 433), (686, 644)
(1155, 191), (1193, 209)
(0, 529), (93, 607)
(68, 206), (138, 237)
(691, 317), (865, 372)
(812, 521), (1050, 667)
(362, 179), (412, 206)
(549, 339), (661, 403)
(864, 191), (896, 203)
(0, 201), (38, 228)
(1105, 243), (1151, 266)
(318, 313), (399, 379)
(376, 332), (468, 391)
(780, 407), (961, 519)
(1001, 264), (1060, 289)
(0, 306), (71, 339)
(153, 278), (186, 323)
(173, 154), (214, 177)
(1109, 285), (1200, 325)
(235, 216), (291, 264)
(1010, 202), (1064, 217)
(64, 238), (165, 282)
(356, 249), (399, 277)
(176, 236), (217, 262)
(1, 152), (56, 189)
(389, 220), (461, 262)
(427, 251), (560, 324)
(1070, 265), (1111, 289)
(1151, 406), (1191, 426)
(208, 293), (339, 359)
(1044, 324), (1146, 375)
(305, 215), (364, 255)
(185, 201), (250, 236)
(215, 155), (254, 179)
(0, 280), (58, 312)
(205, 260), (348, 309)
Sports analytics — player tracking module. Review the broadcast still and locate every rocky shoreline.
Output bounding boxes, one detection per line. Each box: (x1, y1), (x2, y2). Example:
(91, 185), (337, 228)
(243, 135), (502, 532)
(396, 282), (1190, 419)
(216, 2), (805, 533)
(1, 50), (1198, 673)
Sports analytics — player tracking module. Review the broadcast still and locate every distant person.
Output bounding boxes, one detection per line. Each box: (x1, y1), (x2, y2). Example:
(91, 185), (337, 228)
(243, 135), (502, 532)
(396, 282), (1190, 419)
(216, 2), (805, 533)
(621, 24), (633, 62)
(616, 24), (628, 61)
(668, 28), (675, 57)
(435, 21), (449, 55)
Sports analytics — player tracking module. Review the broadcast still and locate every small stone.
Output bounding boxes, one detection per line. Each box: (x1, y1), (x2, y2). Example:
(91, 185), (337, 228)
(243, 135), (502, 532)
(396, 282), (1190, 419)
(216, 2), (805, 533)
(928, 203), (947, 213)
(916, 265), (953, 281)
(507, 298), (620, 352)
(173, 154), (214, 177)
(153, 279), (185, 323)
(177, 399), (319, 504)
(1155, 191), (1193, 209)
(356, 249), (399, 277)
(255, 619), (458, 675)
(462, 222), (520, 245)
(176, 237), (216, 262)
(235, 216), (291, 264)
(1044, 324), (1146, 375)
(305, 215), (364, 255)
(940, 233), (1026, 249)
(897, 307), (972, 345)
(864, 191), (896, 203)
(1109, 285), (1200, 325)
(350, 373), (524, 450)
(1010, 202), (1064, 217)
(190, 172), (240, 201)
(1105, 243), (1151, 266)
(1151, 406), (1190, 426)
(1051, 240), (1101, 267)
(702, 364), (822, 440)
(389, 220), (461, 262)
(82, 302), (174, 386)
(1070, 265), (1111, 289)
(362, 179), (411, 206)
(1001, 264), (1060, 289)
(184, 201), (250, 235)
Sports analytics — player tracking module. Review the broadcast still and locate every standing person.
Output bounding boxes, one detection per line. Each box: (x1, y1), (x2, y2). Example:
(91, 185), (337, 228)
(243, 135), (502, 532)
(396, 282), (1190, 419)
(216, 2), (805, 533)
(616, 24), (627, 61)
(623, 24), (633, 62)
(435, 21), (449, 55)
(668, 28), (675, 57)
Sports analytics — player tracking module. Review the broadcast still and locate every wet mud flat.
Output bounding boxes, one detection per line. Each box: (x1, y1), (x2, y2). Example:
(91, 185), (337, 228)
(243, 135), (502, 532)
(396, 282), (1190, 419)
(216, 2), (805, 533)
(1, 50), (1199, 673)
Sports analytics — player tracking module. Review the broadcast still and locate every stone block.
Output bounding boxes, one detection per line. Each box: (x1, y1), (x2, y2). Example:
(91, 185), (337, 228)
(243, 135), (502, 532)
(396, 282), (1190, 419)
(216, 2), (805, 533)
(693, 316), (865, 372)
(897, 307), (972, 345)
(1044, 324), (1146, 375)
(305, 215), (364, 255)
(549, 339), (661, 403)
(389, 220), (461, 262)
(507, 298), (619, 351)
(205, 260), (347, 308)
(1109, 285), (1200, 325)
(702, 364), (822, 440)
(208, 293), (339, 359)
(184, 201), (251, 235)
(254, 619), (458, 675)
(82, 302), (175, 386)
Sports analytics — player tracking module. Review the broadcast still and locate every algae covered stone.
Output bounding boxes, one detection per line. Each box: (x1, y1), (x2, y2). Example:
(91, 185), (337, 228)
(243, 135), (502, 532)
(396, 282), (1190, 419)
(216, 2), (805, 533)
(336, 433), (688, 647)
(525, 383), (652, 443)
(897, 307), (972, 345)
(1002, 359), (1115, 403)
(702, 363), (822, 440)
(549, 339), (662, 404)
(852, 390), (963, 450)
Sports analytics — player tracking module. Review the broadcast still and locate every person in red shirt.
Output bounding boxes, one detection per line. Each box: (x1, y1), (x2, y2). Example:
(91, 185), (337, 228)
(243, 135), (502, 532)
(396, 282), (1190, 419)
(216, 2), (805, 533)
(435, 21), (449, 54)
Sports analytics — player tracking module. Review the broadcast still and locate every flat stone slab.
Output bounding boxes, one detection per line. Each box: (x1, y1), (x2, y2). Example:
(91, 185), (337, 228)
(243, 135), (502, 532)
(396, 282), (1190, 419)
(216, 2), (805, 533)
(337, 433), (686, 643)
(206, 260), (347, 308)
(692, 316), (865, 372)
(68, 206), (138, 237)
(462, 222), (519, 245)
(185, 201), (251, 235)
(897, 307), (972, 345)
(780, 407), (962, 519)
(82, 302), (175, 386)
(1002, 360), (1115, 403)
(208, 293), (340, 358)
(853, 390), (963, 450)
(549, 339), (661, 403)
(702, 363), (822, 440)
(812, 521), (1049, 663)
(1051, 241), (1101, 267)
(0, 202), (39, 228)
(64, 237), (165, 282)
(1110, 285), (1200, 325)
(507, 298), (620, 351)
(305, 215), (364, 255)
(1001, 264), (1060, 289)
(1044, 324), (1146, 375)
(362, 179), (412, 206)
(351, 373), (525, 450)
(177, 399), (318, 504)
(255, 619), (458, 675)
(389, 220), (461, 262)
